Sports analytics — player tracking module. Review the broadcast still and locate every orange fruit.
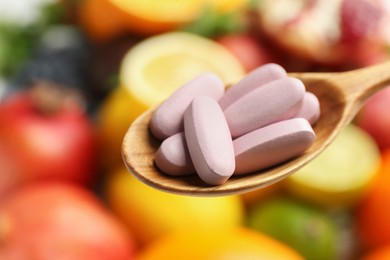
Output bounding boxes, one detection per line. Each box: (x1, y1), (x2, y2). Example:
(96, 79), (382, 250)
(357, 149), (390, 250)
(109, 0), (205, 35)
(105, 169), (244, 245)
(362, 246), (390, 260)
(78, 0), (248, 41)
(77, 0), (126, 42)
(135, 228), (304, 260)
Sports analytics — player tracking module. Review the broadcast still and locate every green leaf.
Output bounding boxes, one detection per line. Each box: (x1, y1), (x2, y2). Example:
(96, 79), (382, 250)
(180, 7), (248, 38)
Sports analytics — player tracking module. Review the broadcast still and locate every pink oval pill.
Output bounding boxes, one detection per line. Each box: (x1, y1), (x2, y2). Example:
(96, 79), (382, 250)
(150, 73), (225, 140)
(294, 92), (320, 125)
(219, 63), (287, 110)
(234, 118), (316, 175)
(184, 95), (235, 185)
(154, 132), (195, 176)
(224, 77), (305, 138)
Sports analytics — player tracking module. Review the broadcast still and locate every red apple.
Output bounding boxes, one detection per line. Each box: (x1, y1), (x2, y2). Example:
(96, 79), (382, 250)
(253, 0), (387, 66)
(356, 86), (390, 150)
(340, 0), (382, 42)
(0, 82), (96, 195)
(0, 182), (136, 259)
(216, 34), (272, 72)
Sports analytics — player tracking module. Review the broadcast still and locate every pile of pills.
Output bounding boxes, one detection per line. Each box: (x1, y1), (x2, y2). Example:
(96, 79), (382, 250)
(149, 64), (319, 186)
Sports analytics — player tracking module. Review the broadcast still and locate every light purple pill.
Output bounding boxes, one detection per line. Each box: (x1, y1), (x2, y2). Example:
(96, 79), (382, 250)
(184, 95), (235, 185)
(150, 73), (225, 140)
(234, 118), (316, 175)
(224, 77), (305, 138)
(154, 132), (195, 176)
(219, 63), (287, 110)
(294, 92), (320, 125)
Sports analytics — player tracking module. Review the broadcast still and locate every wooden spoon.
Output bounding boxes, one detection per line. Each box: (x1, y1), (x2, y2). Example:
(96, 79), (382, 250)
(122, 61), (390, 196)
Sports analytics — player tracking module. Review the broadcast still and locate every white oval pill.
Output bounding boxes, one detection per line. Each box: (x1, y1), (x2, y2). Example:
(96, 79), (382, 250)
(294, 92), (320, 125)
(234, 118), (316, 175)
(184, 95), (235, 185)
(224, 77), (305, 138)
(154, 132), (195, 176)
(150, 73), (225, 140)
(219, 63), (287, 110)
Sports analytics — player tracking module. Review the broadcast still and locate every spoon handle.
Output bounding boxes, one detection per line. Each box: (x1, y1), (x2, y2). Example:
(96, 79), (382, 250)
(335, 61), (390, 104)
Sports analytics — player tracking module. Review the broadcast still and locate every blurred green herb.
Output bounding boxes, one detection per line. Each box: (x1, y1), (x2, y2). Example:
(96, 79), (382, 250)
(0, 23), (40, 77)
(40, 2), (64, 25)
(0, 2), (64, 78)
(181, 7), (248, 38)
(248, 0), (262, 10)
(107, 73), (119, 92)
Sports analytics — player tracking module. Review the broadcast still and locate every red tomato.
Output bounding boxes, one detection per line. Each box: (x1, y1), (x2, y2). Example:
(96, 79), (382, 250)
(0, 85), (96, 195)
(356, 86), (390, 150)
(0, 182), (136, 259)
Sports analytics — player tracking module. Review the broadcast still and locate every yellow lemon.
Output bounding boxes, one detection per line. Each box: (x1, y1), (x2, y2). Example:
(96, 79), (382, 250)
(240, 182), (282, 207)
(285, 124), (381, 208)
(98, 32), (245, 169)
(105, 168), (244, 245)
(120, 32), (245, 111)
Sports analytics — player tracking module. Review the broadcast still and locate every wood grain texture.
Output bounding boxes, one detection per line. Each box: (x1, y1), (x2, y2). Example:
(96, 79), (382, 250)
(122, 61), (390, 196)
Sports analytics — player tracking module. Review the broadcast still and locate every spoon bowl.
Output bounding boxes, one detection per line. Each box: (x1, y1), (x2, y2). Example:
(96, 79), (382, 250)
(122, 62), (390, 196)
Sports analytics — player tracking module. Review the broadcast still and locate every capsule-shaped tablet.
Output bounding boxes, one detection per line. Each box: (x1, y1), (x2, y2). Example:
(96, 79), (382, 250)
(294, 92), (320, 125)
(154, 132), (195, 176)
(184, 95), (235, 185)
(224, 77), (305, 138)
(234, 118), (316, 175)
(219, 63), (287, 110)
(150, 73), (225, 140)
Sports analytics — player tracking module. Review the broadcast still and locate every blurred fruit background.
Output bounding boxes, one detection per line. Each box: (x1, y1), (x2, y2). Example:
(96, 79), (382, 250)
(1, 0), (390, 259)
